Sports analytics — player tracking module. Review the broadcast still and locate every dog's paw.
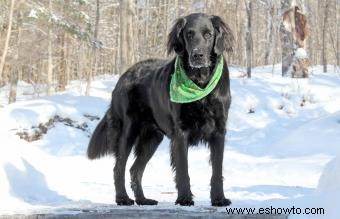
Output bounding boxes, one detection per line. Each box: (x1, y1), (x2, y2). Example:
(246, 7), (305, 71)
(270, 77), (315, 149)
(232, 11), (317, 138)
(136, 198), (158, 205)
(211, 197), (232, 207)
(116, 196), (135, 206)
(175, 197), (194, 206)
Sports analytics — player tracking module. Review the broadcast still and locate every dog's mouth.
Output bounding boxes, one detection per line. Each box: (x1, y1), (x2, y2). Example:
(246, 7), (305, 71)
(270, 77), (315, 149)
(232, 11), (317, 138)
(189, 58), (211, 68)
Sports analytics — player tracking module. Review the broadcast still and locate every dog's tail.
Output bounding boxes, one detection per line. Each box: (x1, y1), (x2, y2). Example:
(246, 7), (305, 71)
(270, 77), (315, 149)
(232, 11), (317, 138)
(87, 109), (120, 159)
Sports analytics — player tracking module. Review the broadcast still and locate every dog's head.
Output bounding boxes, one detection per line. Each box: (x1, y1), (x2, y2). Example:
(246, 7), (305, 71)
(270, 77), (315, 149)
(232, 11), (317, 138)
(167, 13), (234, 68)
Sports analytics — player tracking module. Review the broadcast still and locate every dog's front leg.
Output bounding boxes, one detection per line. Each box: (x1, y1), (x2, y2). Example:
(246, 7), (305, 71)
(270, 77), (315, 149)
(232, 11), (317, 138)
(170, 132), (194, 206)
(209, 132), (231, 206)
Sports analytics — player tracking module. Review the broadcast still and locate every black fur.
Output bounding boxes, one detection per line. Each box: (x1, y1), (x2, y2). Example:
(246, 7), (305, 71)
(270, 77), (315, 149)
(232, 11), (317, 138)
(87, 13), (234, 207)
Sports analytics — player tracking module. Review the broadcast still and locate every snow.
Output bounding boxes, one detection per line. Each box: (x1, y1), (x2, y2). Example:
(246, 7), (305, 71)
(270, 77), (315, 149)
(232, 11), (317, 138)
(315, 154), (340, 218)
(28, 9), (38, 19)
(295, 48), (308, 59)
(0, 66), (340, 218)
(318, 155), (340, 193)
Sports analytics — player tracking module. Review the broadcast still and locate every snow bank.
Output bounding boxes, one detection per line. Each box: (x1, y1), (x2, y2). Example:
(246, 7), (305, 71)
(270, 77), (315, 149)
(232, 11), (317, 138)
(318, 155), (340, 193)
(269, 111), (340, 157)
(315, 155), (340, 218)
(288, 154), (340, 219)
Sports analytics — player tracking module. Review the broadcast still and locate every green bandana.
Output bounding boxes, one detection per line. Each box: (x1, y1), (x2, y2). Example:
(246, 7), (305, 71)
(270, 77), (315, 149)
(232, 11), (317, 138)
(170, 56), (224, 103)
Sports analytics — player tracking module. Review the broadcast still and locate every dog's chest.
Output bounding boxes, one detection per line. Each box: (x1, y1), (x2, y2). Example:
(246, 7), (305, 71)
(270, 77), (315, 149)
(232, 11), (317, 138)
(179, 98), (225, 144)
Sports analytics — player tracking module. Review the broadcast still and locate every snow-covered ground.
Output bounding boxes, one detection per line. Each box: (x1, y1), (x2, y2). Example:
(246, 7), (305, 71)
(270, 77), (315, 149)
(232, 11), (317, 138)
(0, 65), (339, 218)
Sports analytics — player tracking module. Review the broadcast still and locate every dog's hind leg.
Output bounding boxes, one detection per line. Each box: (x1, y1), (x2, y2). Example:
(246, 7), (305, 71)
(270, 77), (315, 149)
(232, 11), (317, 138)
(114, 118), (136, 206)
(130, 127), (163, 205)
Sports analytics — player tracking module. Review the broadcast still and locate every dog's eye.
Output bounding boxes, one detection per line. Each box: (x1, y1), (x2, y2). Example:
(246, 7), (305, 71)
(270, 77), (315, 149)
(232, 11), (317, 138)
(187, 31), (194, 39)
(204, 32), (212, 39)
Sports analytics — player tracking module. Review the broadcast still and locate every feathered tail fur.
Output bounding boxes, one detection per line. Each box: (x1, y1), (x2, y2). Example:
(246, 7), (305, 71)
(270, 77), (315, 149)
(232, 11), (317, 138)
(87, 109), (120, 159)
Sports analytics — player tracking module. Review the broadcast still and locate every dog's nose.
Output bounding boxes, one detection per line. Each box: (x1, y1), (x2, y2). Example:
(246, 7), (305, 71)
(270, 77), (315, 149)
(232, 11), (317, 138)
(192, 49), (204, 59)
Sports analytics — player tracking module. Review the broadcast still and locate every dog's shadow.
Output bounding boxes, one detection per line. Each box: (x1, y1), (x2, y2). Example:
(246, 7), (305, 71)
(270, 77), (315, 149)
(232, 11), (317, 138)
(4, 159), (71, 205)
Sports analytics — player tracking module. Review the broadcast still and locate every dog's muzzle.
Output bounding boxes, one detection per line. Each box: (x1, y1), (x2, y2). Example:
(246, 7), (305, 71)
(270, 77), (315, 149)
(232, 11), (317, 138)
(190, 48), (210, 68)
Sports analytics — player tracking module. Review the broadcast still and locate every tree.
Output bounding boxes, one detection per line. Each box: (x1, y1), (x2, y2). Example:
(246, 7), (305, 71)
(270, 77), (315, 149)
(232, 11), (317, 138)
(245, 0), (253, 78)
(337, 0), (340, 69)
(280, 0), (295, 76)
(85, 0), (100, 96)
(322, 0), (330, 73)
(57, 0), (70, 92)
(0, 0), (15, 85)
(263, 0), (276, 65)
(8, 9), (23, 104)
(119, 0), (135, 73)
(47, 0), (54, 95)
(280, 0), (310, 77)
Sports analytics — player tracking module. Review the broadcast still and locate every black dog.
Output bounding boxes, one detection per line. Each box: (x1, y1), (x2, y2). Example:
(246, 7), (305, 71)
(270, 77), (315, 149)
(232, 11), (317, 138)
(87, 13), (234, 207)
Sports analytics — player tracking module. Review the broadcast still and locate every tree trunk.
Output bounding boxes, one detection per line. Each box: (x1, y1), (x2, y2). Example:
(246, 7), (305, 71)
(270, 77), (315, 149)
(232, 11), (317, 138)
(47, 0), (53, 95)
(65, 34), (70, 85)
(322, 0), (329, 73)
(111, 6), (119, 74)
(119, 0), (126, 73)
(58, 32), (67, 91)
(144, 0), (150, 59)
(245, 0), (252, 78)
(264, 4), (275, 65)
(8, 68), (18, 104)
(8, 11), (22, 104)
(128, 0), (136, 63)
(337, 0), (340, 69)
(86, 0), (100, 96)
(280, 0), (295, 76)
(119, 0), (134, 74)
(57, 0), (69, 92)
(280, 0), (310, 78)
(0, 0), (15, 85)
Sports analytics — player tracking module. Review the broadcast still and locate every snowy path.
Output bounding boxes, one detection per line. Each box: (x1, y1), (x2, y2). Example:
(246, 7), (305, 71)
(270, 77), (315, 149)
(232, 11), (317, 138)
(0, 207), (288, 219)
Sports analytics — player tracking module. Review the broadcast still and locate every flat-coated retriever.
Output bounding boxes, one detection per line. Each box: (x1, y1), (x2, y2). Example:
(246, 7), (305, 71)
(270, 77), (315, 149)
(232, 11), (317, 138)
(87, 13), (234, 207)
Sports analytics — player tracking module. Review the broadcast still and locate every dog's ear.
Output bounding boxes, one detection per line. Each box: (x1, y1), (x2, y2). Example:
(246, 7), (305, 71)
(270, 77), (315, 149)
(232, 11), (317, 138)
(210, 16), (234, 55)
(167, 17), (186, 55)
